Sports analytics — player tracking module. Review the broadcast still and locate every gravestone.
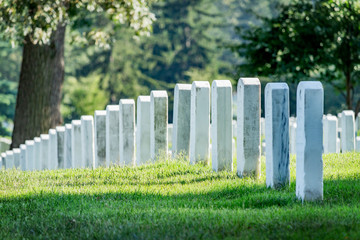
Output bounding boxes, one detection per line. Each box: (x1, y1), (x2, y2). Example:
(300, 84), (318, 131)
(40, 134), (49, 170)
(94, 110), (106, 167)
(119, 99), (135, 166)
(34, 137), (42, 170)
(296, 81), (323, 201)
(81, 116), (95, 168)
(106, 105), (120, 166)
(356, 136), (360, 152)
(341, 110), (355, 152)
(289, 122), (297, 155)
(25, 140), (35, 171)
(265, 83), (290, 189)
(136, 96), (151, 165)
(64, 124), (72, 169)
(190, 81), (210, 164)
(150, 91), (168, 160)
(20, 144), (26, 171)
(260, 118), (265, 137)
(172, 84), (191, 157)
(13, 148), (20, 169)
(1, 152), (6, 169)
(0, 138), (11, 154)
(323, 115), (338, 154)
(211, 80), (233, 172)
(71, 120), (82, 168)
(56, 126), (65, 169)
(237, 78), (261, 177)
(5, 151), (14, 169)
(49, 129), (58, 170)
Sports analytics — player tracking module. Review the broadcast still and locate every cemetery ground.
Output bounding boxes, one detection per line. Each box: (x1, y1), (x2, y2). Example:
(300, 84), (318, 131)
(0, 153), (360, 239)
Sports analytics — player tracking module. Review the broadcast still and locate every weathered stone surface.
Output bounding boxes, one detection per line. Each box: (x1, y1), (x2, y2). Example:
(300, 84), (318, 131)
(34, 137), (41, 170)
(56, 126), (65, 169)
(0, 138), (11, 154)
(106, 105), (120, 166)
(64, 124), (72, 169)
(71, 120), (82, 168)
(265, 83), (290, 189)
(190, 81), (210, 164)
(323, 115), (338, 154)
(40, 134), (49, 170)
(341, 110), (355, 152)
(81, 116), (95, 168)
(237, 78), (261, 177)
(150, 91), (168, 160)
(211, 80), (233, 172)
(13, 148), (20, 169)
(296, 81), (323, 201)
(20, 144), (27, 171)
(172, 84), (191, 157)
(94, 110), (106, 167)
(136, 96), (151, 165)
(25, 140), (35, 171)
(119, 99), (135, 166)
(5, 150), (14, 169)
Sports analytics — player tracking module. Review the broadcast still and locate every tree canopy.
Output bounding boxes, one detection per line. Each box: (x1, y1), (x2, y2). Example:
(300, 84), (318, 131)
(232, 0), (360, 111)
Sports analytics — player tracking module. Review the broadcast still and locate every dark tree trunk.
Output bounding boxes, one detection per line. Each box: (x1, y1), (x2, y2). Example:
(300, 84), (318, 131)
(11, 24), (66, 149)
(345, 70), (352, 110)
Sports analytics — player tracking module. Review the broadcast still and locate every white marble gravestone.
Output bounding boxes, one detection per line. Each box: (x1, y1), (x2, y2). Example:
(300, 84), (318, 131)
(136, 96), (151, 165)
(106, 105), (120, 166)
(289, 122), (297, 155)
(48, 129), (58, 170)
(150, 91), (168, 160)
(56, 126), (65, 169)
(13, 148), (20, 169)
(5, 150), (14, 169)
(296, 81), (323, 201)
(119, 99), (135, 166)
(172, 84), (192, 157)
(94, 110), (106, 167)
(34, 137), (41, 170)
(265, 83), (290, 189)
(341, 110), (355, 152)
(356, 136), (360, 152)
(71, 120), (82, 168)
(81, 116), (95, 168)
(40, 134), (49, 170)
(237, 78), (261, 177)
(211, 80), (233, 172)
(64, 124), (72, 169)
(20, 144), (27, 171)
(190, 81), (210, 164)
(25, 140), (35, 171)
(323, 115), (338, 154)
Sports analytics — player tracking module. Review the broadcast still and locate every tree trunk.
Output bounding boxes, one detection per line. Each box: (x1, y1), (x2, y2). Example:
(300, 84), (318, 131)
(11, 24), (66, 149)
(345, 70), (352, 110)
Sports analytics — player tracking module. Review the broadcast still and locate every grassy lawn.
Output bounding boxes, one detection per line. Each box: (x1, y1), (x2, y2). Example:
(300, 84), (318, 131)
(0, 152), (360, 239)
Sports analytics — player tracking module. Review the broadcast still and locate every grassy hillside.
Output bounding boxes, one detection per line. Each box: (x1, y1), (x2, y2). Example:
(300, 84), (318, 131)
(0, 153), (360, 239)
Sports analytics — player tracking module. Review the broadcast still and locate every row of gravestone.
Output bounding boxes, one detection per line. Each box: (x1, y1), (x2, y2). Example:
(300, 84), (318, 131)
(259, 112), (360, 155)
(0, 79), (349, 202)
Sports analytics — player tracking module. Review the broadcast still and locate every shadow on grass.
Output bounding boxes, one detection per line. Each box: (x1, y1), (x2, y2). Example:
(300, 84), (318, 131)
(0, 178), (360, 239)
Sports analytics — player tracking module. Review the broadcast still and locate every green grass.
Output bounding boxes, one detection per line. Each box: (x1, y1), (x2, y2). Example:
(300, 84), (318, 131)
(1, 152), (360, 239)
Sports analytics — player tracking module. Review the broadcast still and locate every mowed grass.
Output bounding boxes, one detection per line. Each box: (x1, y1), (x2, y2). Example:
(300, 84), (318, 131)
(0, 153), (360, 239)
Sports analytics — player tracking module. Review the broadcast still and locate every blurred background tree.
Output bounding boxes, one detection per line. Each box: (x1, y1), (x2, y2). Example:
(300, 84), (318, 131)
(0, 0), (155, 148)
(0, 0), (356, 141)
(231, 0), (360, 114)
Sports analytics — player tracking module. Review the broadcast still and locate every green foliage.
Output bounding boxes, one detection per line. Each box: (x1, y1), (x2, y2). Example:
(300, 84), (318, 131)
(0, 0), (155, 47)
(231, 0), (360, 109)
(0, 152), (360, 238)
(61, 74), (109, 123)
(0, 80), (17, 136)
